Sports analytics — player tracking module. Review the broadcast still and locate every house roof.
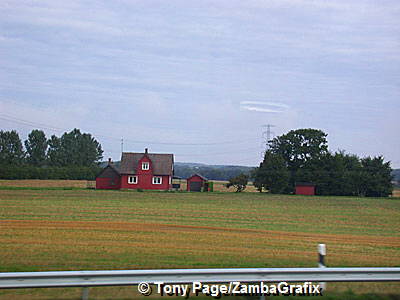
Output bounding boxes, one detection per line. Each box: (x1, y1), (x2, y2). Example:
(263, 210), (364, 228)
(96, 163), (120, 178)
(119, 152), (174, 175)
(187, 173), (208, 181)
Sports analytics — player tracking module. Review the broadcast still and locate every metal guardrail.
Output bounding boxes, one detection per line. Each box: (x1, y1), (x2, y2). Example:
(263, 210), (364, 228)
(1, 267), (400, 289)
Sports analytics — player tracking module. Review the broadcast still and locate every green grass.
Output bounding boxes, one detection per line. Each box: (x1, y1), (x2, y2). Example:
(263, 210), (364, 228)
(1, 189), (400, 299)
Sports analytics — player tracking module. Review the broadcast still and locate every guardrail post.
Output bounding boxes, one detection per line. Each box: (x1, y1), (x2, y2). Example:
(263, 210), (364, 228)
(318, 243), (326, 291)
(82, 287), (89, 300)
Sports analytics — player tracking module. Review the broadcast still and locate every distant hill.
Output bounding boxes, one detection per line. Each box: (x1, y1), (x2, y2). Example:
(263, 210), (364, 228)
(392, 169), (400, 186)
(99, 161), (254, 181)
(174, 162), (254, 181)
(392, 169), (400, 180)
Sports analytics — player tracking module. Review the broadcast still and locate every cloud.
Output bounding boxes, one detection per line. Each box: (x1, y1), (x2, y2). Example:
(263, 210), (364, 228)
(240, 101), (290, 113)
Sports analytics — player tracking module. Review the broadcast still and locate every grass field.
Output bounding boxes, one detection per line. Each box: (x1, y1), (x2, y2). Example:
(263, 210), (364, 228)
(0, 179), (259, 192)
(0, 181), (399, 299)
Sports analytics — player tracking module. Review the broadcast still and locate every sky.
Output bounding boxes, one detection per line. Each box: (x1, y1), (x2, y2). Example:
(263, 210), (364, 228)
(1, 0), (399, 167)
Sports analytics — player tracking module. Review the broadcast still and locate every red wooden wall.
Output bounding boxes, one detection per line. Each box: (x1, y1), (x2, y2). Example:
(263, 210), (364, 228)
(96, 177), (121, 189)
(295, 185), (315, 195)
(186, 175), (206, 191)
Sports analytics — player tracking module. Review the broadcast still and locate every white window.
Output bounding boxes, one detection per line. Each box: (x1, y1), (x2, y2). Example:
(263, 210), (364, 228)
(128, 176), (138, 184)
(152, 176), (162, 184)
(142, 162), (149, 170)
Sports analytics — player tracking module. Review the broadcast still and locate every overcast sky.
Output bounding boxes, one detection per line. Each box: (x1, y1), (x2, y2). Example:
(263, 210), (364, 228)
(1, 0), (399, 167)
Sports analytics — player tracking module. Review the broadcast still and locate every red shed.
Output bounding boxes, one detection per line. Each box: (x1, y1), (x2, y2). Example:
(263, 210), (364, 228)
(187, 174), (208, 192)
(96, 160), (121, 189)
(295, 182), (316, 196)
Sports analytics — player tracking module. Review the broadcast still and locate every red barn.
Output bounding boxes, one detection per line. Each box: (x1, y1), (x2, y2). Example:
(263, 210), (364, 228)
(96, 149), (174, 191)
(187, 174), (208, 192)
(295, 182), (316, 195)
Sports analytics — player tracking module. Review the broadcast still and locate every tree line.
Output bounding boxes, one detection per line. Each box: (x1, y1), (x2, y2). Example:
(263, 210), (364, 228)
(253, 128), (393, 197)
(0, 129), (103, 180)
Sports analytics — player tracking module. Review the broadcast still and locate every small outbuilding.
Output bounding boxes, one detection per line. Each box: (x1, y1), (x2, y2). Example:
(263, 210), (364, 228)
(295, 182), (316, 196)
(187, 174), (208, 192)
(96, 159), (121, 189)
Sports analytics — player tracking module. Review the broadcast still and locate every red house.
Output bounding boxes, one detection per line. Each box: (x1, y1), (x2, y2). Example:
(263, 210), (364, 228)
(186, 174), (208, 192)
(295, 183), (316, 196)
(96, 149), (174, 190)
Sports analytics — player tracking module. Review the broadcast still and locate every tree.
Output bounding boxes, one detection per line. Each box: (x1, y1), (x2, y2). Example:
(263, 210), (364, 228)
(61, 129), (103, 166)
(47, 129), (103, 167)
(24, 129), (48, 166)
(47, 135), (63, 166)
(226, 173), (249, 192)
(253, 151), (289, 193)
(269, 128), (328, 171)
(296, 151), (363, 196)
(267, 128), (328, 189)
(0, 130), (24, 165)
(360, 156), (393, 197)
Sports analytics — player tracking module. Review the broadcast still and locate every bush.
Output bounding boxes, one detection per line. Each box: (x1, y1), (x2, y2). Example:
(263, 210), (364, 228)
(226, 173), (249, 192)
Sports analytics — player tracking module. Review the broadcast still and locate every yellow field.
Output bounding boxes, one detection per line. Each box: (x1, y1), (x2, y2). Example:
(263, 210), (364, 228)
(0, 179), (93, 188)
(174, 179), (258, 192)
(0, 182), (399, 299)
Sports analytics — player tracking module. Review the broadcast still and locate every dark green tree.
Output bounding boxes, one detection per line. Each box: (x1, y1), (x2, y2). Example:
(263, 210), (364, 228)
(60, 129), (103, 166)
(226, 173), (249, 192)
(24, 129), (48, 166)
(47, 135), (63, 166)
(269, 128), (328, 170)
(47, 129), (103, 167)
(268, 128), (328, 188)
(253, 151), (289, 193)
(360, 156), (393, 197)
(0, 130), (25, 165)
(296, 151), (363, 196)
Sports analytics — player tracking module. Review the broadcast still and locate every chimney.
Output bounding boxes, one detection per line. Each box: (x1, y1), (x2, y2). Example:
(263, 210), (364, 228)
(108, 158), (112, 164)
(145, 148), (148, 154)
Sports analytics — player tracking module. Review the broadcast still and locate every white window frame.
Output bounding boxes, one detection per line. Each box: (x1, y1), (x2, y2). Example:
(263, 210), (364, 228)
(152, 176), (162, 185)
(142, 162), (149, 170)
(128, 176), (138, 184)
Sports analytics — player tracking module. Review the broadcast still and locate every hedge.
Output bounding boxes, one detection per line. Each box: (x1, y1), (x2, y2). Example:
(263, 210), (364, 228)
(0, 165), (102, 180)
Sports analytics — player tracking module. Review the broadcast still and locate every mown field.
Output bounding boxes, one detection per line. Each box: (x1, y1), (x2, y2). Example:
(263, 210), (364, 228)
(0, 179), (259, 192)
(0, 181), (399, 299)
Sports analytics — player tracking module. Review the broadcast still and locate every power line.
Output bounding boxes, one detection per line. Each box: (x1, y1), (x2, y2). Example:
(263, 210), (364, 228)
(105, 146), (261, 157)
(0, 113), (260, 146)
